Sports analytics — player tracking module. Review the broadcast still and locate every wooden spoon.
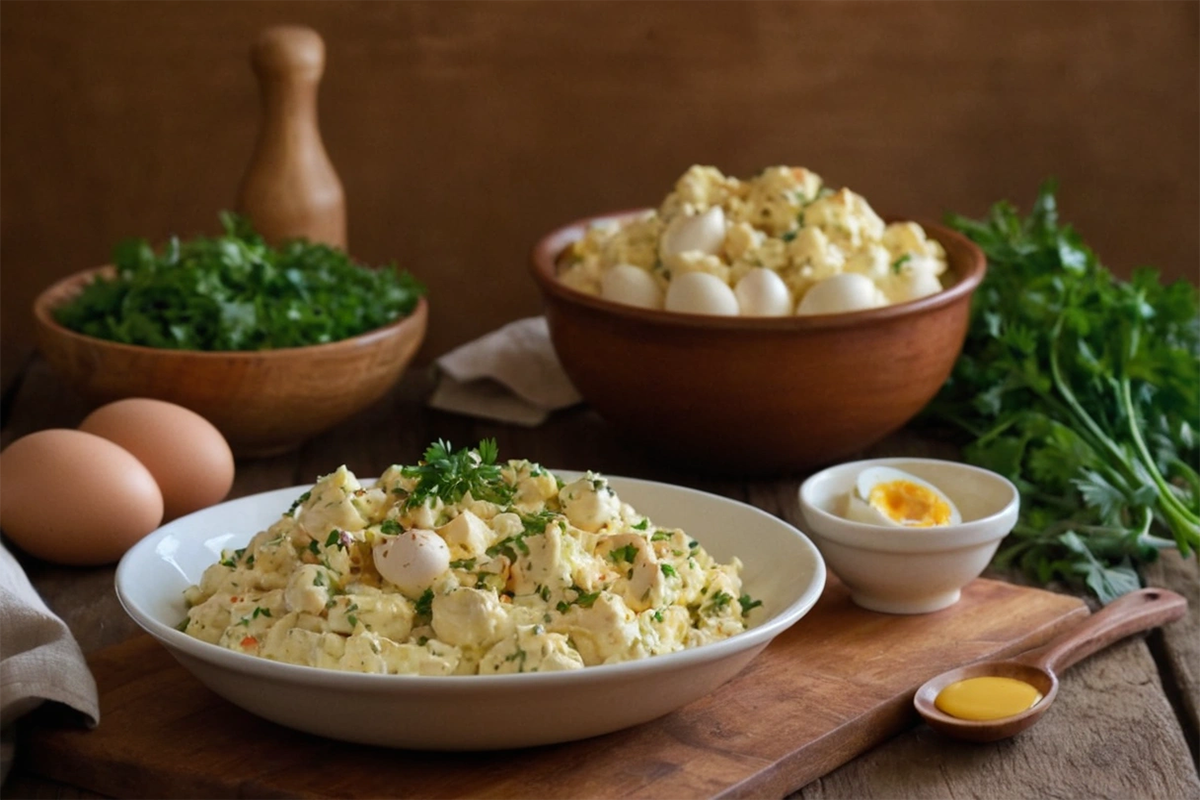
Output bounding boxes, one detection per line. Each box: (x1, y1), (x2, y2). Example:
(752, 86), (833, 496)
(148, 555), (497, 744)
(913, 587), (1187, 742)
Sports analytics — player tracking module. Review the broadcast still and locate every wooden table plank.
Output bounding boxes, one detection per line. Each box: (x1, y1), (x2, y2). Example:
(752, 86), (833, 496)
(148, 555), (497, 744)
(1144, 550), (1200, 762)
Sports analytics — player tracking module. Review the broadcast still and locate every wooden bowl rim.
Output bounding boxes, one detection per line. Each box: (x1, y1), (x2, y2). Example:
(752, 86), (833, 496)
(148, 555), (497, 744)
(33, 265), (428, 359)
(530, 208), (985, 331)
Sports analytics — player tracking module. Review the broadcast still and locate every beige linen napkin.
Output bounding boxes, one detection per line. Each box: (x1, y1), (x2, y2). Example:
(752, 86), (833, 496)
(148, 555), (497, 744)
(429, 316), (582, 426)
(0, 542), (99, 783)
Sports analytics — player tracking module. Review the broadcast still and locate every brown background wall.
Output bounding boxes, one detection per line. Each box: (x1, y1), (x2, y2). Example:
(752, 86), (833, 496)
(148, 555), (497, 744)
(2, 1), (1197, 384)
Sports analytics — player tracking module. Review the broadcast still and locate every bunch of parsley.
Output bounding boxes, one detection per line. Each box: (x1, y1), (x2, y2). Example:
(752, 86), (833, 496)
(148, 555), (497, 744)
(55, 212), (424, 350)
(927, 181), (1199, 603)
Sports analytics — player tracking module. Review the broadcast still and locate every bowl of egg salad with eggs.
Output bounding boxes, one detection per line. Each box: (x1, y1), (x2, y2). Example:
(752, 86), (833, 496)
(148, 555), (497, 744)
(555, 165), (950, 316)
(530, 164), (987, 473)
(116, 440), (825, 749)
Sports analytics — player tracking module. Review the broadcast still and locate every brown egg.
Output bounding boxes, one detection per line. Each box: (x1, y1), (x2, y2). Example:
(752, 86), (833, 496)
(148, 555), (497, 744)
(79, 398), (235, 522)
(0, 429), (164, 565)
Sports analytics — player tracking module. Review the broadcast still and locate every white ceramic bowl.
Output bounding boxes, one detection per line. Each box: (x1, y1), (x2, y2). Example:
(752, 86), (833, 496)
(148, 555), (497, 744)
(798, 458), (1018, 615)
(117, 472), (825, 750)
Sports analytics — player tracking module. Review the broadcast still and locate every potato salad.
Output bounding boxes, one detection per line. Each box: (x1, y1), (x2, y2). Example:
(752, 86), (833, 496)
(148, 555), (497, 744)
(181, 441), (759, 675)
(557, 164), (949, 316)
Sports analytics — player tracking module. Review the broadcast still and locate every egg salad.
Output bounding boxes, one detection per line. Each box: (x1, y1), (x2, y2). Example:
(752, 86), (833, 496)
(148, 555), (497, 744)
(180, 440), (760, 675)
(557, 164), (949, 316)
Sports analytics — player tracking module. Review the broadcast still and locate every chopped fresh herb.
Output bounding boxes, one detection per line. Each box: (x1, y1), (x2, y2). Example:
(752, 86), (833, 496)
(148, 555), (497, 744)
(380, 519), (403, 535)
(325, 530), (349, 550)
(707, 591), (734, 612)
(651, 530), (670, 541)
(401, 439), (515, 509)
(609, 544), (639, 564)
(53, 212), (425, 351)
(890, 253), (912, 274)
(574, 589), (601, 608)
(520, 509), (561, 535)
(633, 518), (650, 531)
(738, 594), (763, 616)
(688, 540), (699, 549)
(307, 539), (320, 556)
(660, 563), (678, 578)
(505, 646), (528, 671)
(414, 588), (434, 617)
(449, 558), (477, 570)
(312, 571), (326, 587)
(652, 609), (664, 623)
(556, 586), (601, 613)
(252, 606), (271, 619)
(287, 491), (311, 516)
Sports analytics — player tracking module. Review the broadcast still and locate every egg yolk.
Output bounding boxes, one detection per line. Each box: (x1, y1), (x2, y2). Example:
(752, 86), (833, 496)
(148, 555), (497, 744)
(935, 676), (1043, 721)
(869, 480), (954, 527)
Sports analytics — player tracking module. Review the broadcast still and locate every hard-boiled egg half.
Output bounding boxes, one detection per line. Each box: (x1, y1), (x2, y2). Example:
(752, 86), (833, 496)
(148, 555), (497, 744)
(846, 466), (961, 527)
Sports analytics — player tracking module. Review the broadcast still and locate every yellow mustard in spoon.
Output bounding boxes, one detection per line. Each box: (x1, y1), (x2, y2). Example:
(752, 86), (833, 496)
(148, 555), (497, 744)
(934, 676), (1043, 721)
(914, 587), (1187, 742)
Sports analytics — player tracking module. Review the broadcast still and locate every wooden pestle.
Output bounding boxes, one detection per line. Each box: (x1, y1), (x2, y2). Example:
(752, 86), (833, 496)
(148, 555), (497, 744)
(236, 25), (346, 249)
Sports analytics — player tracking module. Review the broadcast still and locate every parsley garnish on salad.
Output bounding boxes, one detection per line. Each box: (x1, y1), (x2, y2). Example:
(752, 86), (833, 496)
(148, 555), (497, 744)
(401, 439), (515, 509)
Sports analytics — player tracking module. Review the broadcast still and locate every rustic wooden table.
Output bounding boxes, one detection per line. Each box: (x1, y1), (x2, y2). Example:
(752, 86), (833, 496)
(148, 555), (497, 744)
(3, 357), (1197, 799)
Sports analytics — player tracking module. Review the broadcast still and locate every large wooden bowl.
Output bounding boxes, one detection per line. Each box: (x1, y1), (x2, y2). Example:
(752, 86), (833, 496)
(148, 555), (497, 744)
(34, 267), (427, 457)
(530, 211), (985, 474)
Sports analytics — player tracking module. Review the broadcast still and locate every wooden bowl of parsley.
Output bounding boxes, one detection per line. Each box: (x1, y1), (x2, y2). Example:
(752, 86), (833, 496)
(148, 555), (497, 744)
(34, 214), (427, 456)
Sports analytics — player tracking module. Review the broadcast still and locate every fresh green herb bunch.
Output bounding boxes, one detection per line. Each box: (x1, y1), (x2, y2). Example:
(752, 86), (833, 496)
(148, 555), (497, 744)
(54, 212), (425, 351)
(929, 181), (1199, 603)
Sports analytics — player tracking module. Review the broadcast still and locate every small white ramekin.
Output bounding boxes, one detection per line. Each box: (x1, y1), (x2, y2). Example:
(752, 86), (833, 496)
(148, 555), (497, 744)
(799, 458), (1019, 614)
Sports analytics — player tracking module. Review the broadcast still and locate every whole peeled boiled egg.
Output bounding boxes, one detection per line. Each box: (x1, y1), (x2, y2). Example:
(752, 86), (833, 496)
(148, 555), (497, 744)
(79, 398), (234, 522)
(846, 466), (962, 527)
(0, 429), (164, 565)
(796, 272), (885, 315)
(664, 271), (740, 315)
(600, 263), (664, 309)
(660, 206), (727, 258)
(735, 268), (793, 316)
(373, 527), (451, 597)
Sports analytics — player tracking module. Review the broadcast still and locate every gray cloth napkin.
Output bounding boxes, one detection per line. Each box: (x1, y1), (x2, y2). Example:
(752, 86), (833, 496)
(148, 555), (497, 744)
(429, 316), (582, 426)
(0, 542), (99, 783)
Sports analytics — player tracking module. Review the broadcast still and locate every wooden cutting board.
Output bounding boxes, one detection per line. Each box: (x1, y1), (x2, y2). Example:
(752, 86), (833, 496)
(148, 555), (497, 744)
(25, 576), (1086, 799)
